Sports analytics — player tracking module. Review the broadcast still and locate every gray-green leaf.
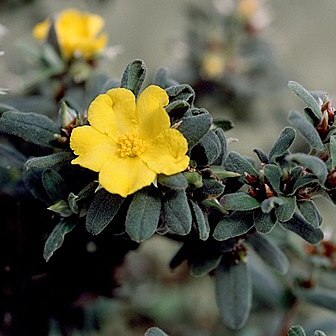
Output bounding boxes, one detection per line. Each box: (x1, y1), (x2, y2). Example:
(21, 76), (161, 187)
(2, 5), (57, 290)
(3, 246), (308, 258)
(86, 189), (124, 235)
(274, 195), (296, 222)
(297, 200), (322, 227)
(125, 188), (161, 242)
(215, 260), (252, 330)
(121, 59), (146, 96)
(220, 192), (260, 211)
(269, 127), (296, 162)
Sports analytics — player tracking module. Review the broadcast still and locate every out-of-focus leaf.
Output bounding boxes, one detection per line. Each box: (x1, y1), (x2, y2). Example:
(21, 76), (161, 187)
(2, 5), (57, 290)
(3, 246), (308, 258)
(248, 233), (289, 274)
(145, 327), (169, 336)
(215, 259), (252, 330)
(288, 325), (306, 336)
(296, 287), (336, 312)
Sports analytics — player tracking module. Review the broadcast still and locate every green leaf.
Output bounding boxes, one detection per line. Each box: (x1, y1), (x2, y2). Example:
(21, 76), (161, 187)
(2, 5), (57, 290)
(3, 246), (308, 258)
(269, 127), (296, 162)
(213, 212), (254, 241)
(145, 327), (169, 336)
(263, 164), (282, 194)
(274, 195), (296, 222)
(253, 209), (276, 233)
(191, 130), (222, 166)
(220, 192), (260, 211)
(330, 135), (336, 169)
(46, 20), (62, 58)
(314, 331), (327, 336)
(189, 199), (210, 240)
(121, 59), (146, 96)
(166, 84), (195, 105)
(153, 67), (179, 89)
(125, 188), (161, 242)
(190, 252), (222, 277)
(157, 173), (188, 190)
(25, 152), (73, 170)
(253, 148), (269, 164)
(212, 127), (228, 165)
(224, 151), (258, 178)
(166, 100), (190, 114)
(296, 288), (336, 311)
(288, 81), (322, 120)
(183, 172), (202, 189)
(195, 178), (225, 199)
(86, 189), (124, 235)
(288, 110), (324, 151)
(213, 118), (234, 131)
(248, 233), (289, 274)
(260, 197), (284, 214)
(0, 143), (26, 167)
(210, 166), (240, 179)
(286, 153), (328, 184)
(42, 168), (69, 202)
(280, 213), (324, 244)
(43, 218), (76, 262)
(0, 111), (60, 148)
(288, 326), (306, 336)
(177, 107), (212, 148)
(291, 175), (318, 195)
(297, 200), (322, 227)
(48, 200), (73, 217)
(162, 190), (192, 235)
(215, 259), (252, 330)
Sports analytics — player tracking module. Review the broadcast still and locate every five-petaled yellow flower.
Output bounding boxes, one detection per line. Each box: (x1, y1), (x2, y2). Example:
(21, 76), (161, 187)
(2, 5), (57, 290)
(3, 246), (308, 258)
(32, 8), (108, 60)
(70, 85), (190, 197)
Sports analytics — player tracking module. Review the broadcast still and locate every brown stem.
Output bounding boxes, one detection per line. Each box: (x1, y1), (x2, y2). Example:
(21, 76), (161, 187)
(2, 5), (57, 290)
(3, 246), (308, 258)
(276, 299), (300, 336)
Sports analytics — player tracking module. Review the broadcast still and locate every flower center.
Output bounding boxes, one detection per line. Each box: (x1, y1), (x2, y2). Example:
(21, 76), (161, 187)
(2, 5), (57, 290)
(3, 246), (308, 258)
(117, 131), (147, 158)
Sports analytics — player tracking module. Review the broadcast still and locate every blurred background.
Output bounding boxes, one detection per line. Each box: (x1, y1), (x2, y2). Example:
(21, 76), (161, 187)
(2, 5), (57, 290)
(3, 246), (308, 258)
(1, 0), (336, 335)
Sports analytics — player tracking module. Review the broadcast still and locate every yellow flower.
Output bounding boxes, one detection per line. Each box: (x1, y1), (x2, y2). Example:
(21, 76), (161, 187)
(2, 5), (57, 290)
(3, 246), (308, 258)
(70, 85), (190, 197)
(32, 8), (108, 60)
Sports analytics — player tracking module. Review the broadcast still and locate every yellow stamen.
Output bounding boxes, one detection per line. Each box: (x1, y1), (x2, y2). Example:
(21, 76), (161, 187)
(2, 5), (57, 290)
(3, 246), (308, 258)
(117, 131), (147, 157)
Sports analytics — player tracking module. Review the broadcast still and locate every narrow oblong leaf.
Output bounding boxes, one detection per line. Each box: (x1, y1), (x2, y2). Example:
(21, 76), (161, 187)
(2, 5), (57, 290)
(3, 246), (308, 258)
(42, 168), (69, 202)
(25, 152), (73, 170)
(213, 212), (254, 241)
(269, 127), (296, 162)
(191, 129), (222, 166)
(121, 59), (146, 96)
(210, 166), (240, 179)
(177, 107), (212, 148)
(274, 195), (296, 222)
(190, 252), (222, 277)
(248, 233), (289, 274)
(125, 188), (161, 242)
(288, 110), (324, 151)
(253, 148), (269, 164)
(280, 213), (324, 244)
(215, 259), (252, 330)
(224, 151), (258, 178)
(286, 153), (328, 184)
(288, 326), (306, 336)
(86, 189), (124, 235)
(263, 164), (282, 194)
(330, 135), (336, 169)
(157, 173), (188, 190)
(145, 327), (169, 336)
(43, 219), (76, 262)
(220, 192), (260, 211)
(296, 288), (336, 312)
(253, 209), (276, 233)
(212, 127), (228, 165)
(189, 199), (210, 241)
(163, 190), (192, 235)
(288, 81), (322, 120)
(297, 200), (322, 227)
(0, 111), (60, 148)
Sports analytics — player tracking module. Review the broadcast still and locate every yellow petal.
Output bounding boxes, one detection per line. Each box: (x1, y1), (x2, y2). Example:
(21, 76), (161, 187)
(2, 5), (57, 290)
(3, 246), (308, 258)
(99, 156), (156, 197)
(88, 88), (136, 140)
(70, 125), (116, 172)
(140, 128), (189, 175)
(86, 13), (105, 36)
(32, 20), (49, 40)
(136, 85), (170, 140)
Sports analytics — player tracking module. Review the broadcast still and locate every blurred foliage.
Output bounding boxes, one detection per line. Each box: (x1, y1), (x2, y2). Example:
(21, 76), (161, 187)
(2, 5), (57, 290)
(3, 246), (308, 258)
(174, 0), (283, 122)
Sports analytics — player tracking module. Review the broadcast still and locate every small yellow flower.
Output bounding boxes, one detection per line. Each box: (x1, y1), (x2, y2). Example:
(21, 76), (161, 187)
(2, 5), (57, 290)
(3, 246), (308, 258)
(237, 0), (259, 20)
(70, 85), (190, 197)
(32, 8), (108, 60)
